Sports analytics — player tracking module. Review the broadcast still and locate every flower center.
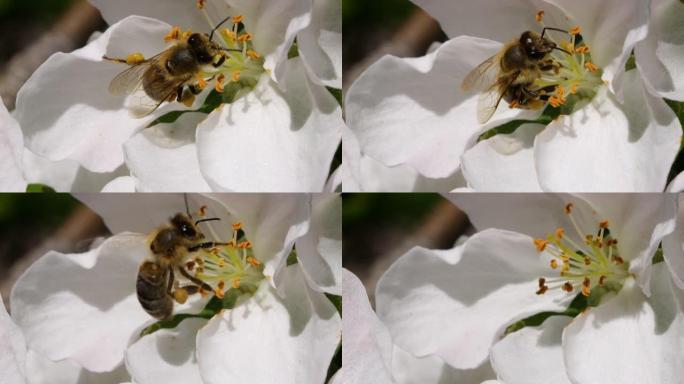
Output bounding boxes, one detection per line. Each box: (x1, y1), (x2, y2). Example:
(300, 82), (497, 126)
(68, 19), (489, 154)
(534, 203), (629, 298)
(529, 12), (604, 110)
(187, 219), (265, 300)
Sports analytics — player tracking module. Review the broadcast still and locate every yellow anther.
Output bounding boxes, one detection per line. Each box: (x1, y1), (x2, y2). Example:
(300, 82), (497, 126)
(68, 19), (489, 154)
(231, 71), (241, 82)
(214, 287), (225, 299)
(565, 203), (574, 214)
(174, 288), (189, 304)
(197, 77), (208, 89)
(570, 84), (579, 94)
(165, 26), (181, 42)
(232, 222), (242, 230)
(238, 240), (252, 249)
(575, 45), (590, 54)
(584, 256), (591, 266)
(556, 85), (566, 98)
(562, 282), (574, 292)
(198, 205), (208, 217)
(186, 261), (196, 271)
(534, 239), (549, 252)
(555, 228), (565, 239)
(599, 275), (607, 286)
(536, 277), (548, 295)
(196, 0), (205, 9)
(199, 287), (209, 298)
(569, 25), (582, 35)
(222, 28), (237, 42)
(125, 53), (145, 65)
(581, 277), (591, 296)
(215, 73), (226, 93)
(613, 256), (624, 265)
(181, 29), (193, 41)
(550, 259), (559, 269)
(581, 285), (591, 296)
(232, 277), (241, 289)
(599, 220), (609, 229)
(246, 49), (261, 59)
(218, 280), (226, 290)
(247, 256), (261, 266)
(535, 10), (545, 23)
(232, 15), (245, 24)
(585, 62), (598, 72)
(238, 33), (252, 42)
(218, 258), (225, 268)
(210, 247), (220, 255)
(549, 96), (564, 108)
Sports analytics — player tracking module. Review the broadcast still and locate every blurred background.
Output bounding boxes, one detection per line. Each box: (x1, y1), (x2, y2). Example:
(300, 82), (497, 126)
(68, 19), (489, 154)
(344, 194), (471, 303)
(0, 0), (105, 109)
(342, 0), (446, 93)
(0, 194), (108, 307)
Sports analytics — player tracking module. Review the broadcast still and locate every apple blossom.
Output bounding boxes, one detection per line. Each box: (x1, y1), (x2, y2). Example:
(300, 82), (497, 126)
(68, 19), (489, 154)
(14, 0), (342, 192)
(9, 193), (341, 383)
(375, 193), (678, 375)
(345, 0), (682, 192)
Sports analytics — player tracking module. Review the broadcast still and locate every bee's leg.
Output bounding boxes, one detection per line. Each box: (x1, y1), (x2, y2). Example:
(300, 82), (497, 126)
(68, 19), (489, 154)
(187, 241), (230, 252)
(187, 84), (202, 95)
(212, 55), (226, 68)
(167, 268), (175, 296)
(178, 266), (213, 291)
(175, 86), (185, 102)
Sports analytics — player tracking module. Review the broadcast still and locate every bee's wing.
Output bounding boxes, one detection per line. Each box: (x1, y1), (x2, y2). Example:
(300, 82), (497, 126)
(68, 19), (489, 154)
(460, 54), (499, 92)
(107, 51), (167, 96)
(126, 86), (179, 118)
(476, 85), (505, 124)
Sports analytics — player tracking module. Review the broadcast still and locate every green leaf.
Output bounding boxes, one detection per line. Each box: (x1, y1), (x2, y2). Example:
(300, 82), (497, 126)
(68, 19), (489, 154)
(139, 288), (241, 337)
(505, 292), (590, 335)
(478, 105), (560, 141)
(26, 184), (56, 193)
(326, 293), (342, 315)
(326, 87), (343, 107)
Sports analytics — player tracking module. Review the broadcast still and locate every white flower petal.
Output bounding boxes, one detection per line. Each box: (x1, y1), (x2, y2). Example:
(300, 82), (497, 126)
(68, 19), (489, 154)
(563, 265), (684, 384)
(461, 124), (544, 192)
(410, 0), (568, 42)
(346, 36), (532, 179)
(101, 176), (137, 192)
(667, 171), (684, 192)
(535, 71), (681, 192)
(635, 0), (684, 101)
(197, 58), (341, 192)
(544, 0), (649, 86)
(297, 0), (342, 88)
(196, 264), (341, 384)
(26, 351), (130, 384)
(296, 194), (341, 295)
(663, 194), (684, 289)
(225, 0), (312, 82)
(203, 193), (311, 280)
(123, 114), (211, 192)
(15, 16), (175, 172)
(88, 0), (222, 32)
(10, 234), (151, 372)
(342, 269), (393, 384)
(376, 230), (570, 369)
(0, 295), (26, 384)
(125, 318), (205, 384)
(490, 316), (572, 384)
(0, 101), (27, 192)
(392, 347), (496, 384)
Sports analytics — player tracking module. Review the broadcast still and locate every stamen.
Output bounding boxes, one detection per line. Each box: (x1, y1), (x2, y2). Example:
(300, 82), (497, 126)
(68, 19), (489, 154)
(536, 10), (545, 23)
(215, 73), (226, 92)
(125, 53), (145, 65)
(196, 0), (205, 9)
(550, 259), (559, 269)
(198, 205), (208, 217)
(232, 15), (245, 24)
(232, 222), (243, 230)
(585, 62), (599, 72)
(165, 26), (181, 41)
(534, 239), (549, 252)
(565, 203), (574, 214)
(569, 25), (582, 35)
(562, 282), (574, 292)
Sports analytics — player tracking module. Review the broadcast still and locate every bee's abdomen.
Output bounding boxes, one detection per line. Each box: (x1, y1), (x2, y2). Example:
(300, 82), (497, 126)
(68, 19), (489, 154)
(136, 261), (172, 319)
(142, 66), (178, 102)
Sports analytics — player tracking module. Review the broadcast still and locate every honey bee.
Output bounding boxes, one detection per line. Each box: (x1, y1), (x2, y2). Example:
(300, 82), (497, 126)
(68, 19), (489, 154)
(137, 197), (226, 319)
(461, 28), (570, 124)
(103, 16), (237, 117)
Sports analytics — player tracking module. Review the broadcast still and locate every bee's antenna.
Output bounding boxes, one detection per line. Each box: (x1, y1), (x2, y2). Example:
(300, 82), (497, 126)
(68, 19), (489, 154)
(210, 15), (233, 41)
(184, 193), (192, 218)
(541, 27), (569, 39)
(195, 217), (221, 225)
(218, 47), (243, 53)
(553, 46), (572, 55)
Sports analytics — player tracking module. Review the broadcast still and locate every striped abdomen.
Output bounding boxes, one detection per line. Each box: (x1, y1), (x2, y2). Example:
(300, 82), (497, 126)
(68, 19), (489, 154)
(136, 261), (172, 319)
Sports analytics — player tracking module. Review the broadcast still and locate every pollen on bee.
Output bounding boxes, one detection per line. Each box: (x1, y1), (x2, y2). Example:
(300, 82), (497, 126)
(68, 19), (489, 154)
(215, 73), (226, 93)
(165, 26), (181, 42)
(174, 288), (189, 304)
(181, 29), (193, 41)
(569, 26), (582, 35)
(534, 239), (549, 252)
(125, 52), (145, 65)
(181, 92), (196, 107)
(535, 10), (545, 23)
(585, 62), (599, 72)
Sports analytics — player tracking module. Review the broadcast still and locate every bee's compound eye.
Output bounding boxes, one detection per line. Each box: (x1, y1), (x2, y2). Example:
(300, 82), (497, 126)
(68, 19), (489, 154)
(180, 224), (197, 238)
(198, 52), (212, 63)
(188, 34), (199, 46)
(526, 38), (533, 44)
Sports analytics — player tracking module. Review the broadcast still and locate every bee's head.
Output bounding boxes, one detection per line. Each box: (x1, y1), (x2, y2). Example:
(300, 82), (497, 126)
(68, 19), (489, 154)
(187, 32), (216, 64)
(171, 213), (204, 241)
(520, 31), (555, 60)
